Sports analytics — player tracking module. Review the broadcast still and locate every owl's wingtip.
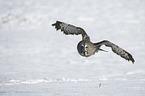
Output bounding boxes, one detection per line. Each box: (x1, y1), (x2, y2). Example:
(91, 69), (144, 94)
(131, 59), (135, 64)
(128, 56), (135, 64)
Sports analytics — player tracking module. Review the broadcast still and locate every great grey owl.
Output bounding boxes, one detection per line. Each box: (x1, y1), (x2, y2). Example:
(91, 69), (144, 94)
(52, 21), (135, 63)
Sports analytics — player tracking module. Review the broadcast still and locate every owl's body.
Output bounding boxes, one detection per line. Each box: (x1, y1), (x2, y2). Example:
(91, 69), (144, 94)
(52, 21), (135, 63)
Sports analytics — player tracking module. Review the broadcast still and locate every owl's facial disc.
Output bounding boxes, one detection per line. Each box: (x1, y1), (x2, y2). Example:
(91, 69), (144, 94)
(77, 41), (96, 57)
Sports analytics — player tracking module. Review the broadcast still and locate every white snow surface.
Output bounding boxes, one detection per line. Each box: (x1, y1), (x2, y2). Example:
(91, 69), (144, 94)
(0, 0), (145, 96)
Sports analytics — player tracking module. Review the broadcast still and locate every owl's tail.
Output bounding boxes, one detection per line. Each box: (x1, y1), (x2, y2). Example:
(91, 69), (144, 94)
(99, 49), (108, 52)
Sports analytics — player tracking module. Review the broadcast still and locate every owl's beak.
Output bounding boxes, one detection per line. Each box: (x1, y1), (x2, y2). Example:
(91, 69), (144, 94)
(83, 47), (87, 52)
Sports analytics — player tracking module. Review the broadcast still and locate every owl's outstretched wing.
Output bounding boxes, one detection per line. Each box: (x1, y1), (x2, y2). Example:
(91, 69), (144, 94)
(52, 21), (90, 40)
(94, 40), (135, 63)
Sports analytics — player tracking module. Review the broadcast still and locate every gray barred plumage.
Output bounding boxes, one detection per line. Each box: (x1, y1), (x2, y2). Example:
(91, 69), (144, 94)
(52, 21), (81, 35)
(94, 40), (135, 63)
(52, 21), (135, 63)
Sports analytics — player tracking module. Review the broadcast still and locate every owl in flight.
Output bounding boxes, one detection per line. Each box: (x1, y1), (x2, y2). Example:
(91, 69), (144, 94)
(52, 21), (135, 63)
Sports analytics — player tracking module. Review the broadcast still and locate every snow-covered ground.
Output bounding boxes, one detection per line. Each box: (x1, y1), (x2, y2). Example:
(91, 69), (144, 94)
(0, 0), (145, 96)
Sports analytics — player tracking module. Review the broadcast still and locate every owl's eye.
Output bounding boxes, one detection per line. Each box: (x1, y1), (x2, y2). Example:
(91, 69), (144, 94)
(81, 45), (84, 49)
(85, 45), (88, 50)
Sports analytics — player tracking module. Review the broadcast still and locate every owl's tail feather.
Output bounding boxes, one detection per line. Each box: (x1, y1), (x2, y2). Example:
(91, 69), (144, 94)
(99, 49), (108, 52)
